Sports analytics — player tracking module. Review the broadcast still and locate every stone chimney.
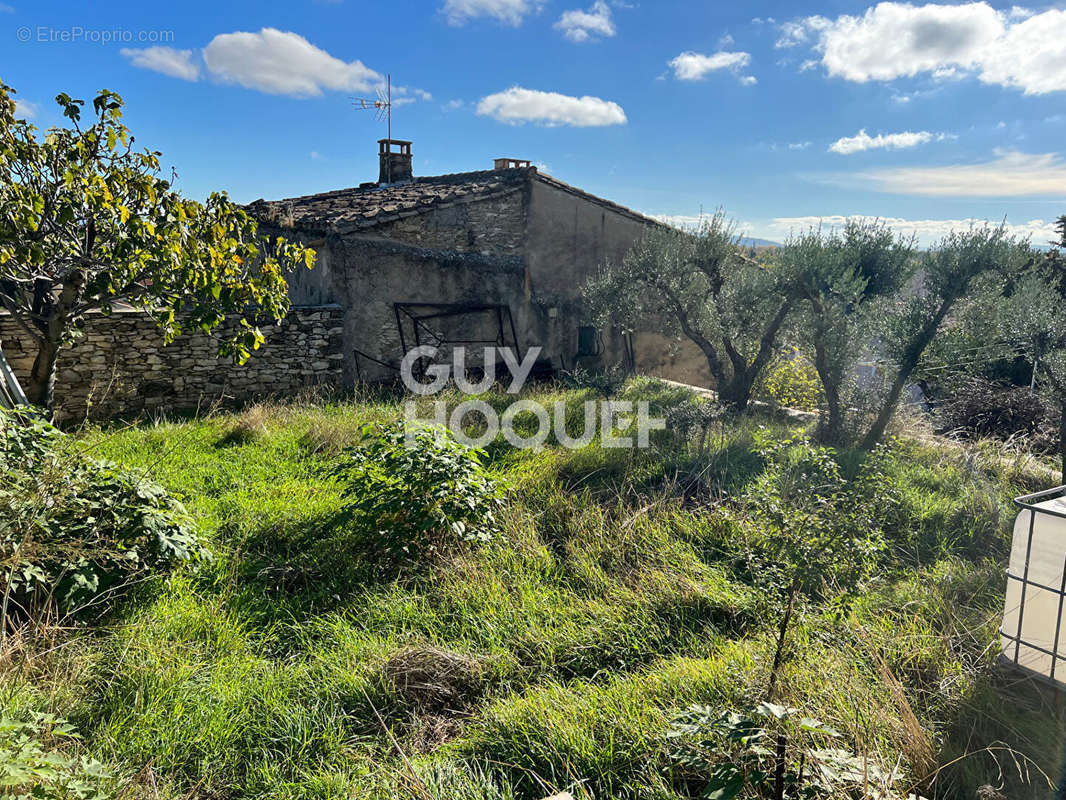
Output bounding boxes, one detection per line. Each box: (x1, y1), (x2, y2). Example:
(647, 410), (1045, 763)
(379, 139), (413, 185)
(494, 158), (532, 170)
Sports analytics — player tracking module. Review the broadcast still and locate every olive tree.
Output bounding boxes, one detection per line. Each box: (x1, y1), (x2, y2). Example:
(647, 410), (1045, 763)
(861, 226), (1032, 450)
(584, 212), (795, 410)
(981, 222), (1066, 480)
(780, 220), (915, 444)
(0, 82), (315, 412)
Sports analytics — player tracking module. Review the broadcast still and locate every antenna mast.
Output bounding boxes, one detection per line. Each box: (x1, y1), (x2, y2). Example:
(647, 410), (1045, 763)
(353, 73), (396, 182)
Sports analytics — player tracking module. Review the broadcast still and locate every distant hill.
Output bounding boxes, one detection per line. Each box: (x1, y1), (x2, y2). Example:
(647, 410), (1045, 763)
(737, 236), (782, 249)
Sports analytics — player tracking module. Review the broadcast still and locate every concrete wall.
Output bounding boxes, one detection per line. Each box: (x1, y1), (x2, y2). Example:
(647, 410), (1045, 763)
(0, 306), (344, 421)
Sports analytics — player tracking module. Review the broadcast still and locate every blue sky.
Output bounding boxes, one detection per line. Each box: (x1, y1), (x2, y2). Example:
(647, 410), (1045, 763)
(2, 0), (1065, 244)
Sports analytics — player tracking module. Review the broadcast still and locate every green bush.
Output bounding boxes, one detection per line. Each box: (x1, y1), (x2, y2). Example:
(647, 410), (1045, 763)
(668, 702), (908, 799)
(0, 407), (206, 616)
(753, 350), (823, 411)
(0, 714), (112, 799)
(331, 423), (504, 561)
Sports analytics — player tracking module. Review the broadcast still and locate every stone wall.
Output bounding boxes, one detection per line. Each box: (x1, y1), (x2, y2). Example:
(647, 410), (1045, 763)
(0, 306), (345, 421)
(371, 188), (528, 255)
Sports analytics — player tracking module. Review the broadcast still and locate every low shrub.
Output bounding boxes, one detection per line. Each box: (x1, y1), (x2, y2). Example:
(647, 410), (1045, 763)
(753, 350), (824, 412)
(561, 365), (629, 399)
(0, 714), (113, 799)
(668, 702), (908, 799)
(0, 407), (206, 617)
(331, 423), (504, 562)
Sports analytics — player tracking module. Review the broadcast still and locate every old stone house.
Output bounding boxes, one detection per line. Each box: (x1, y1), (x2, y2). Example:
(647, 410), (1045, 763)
(0, 139), (704, 420)
(247, 139), (675, 384)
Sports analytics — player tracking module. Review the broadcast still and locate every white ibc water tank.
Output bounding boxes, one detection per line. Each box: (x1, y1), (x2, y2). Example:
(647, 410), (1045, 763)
(1001, 488), (1066, 686)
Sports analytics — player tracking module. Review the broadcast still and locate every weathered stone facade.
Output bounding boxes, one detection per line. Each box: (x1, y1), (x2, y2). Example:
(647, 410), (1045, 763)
(259, 157), (689, 384)
(0, 306), (345, 421)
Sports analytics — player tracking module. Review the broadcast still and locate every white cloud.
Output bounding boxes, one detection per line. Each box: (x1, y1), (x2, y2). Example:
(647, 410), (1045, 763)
(788, 141), (812, 150)
(476, 86), (626, 126)
(766, 215), (1058, 247)
(829, 128), (954, 154)
(121, 46), (201, 81)
(310, 150), (323, 160)
(13, 98), (37, 119)
(203, 28), (381, 97)
(444, 0), (543, 26)
(555, 0), (615, 42)
(854, 151), (1066, 197)
(443, 99), (465, 111)
(668, 50), (754, 83)
(776, 16), (830, 48)
(781, 3), (1066, 95)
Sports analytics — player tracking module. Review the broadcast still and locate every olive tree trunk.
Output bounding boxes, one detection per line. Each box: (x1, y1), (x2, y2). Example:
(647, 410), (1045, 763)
(860, 297), (953, 451)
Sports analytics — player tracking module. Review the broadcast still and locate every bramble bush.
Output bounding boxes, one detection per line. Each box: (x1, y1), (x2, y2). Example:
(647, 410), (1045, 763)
(0, 714), (112, 800)
(331, 423), (504, 562)
(668, 702), (908, 800)
(0, 407), (206, 617)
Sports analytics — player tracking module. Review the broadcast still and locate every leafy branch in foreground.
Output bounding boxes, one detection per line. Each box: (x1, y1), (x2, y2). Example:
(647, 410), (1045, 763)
(0, 714), (113, 800)
(668, 702), (910, 800)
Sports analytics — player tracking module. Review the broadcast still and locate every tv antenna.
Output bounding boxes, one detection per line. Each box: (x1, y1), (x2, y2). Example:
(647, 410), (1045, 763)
(353, 73), (393, 142)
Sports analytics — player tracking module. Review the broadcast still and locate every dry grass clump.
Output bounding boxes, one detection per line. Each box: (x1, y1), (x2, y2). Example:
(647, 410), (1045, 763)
(381, 645), (490, 752)
(298, 414), (365, 455)
(383, 645), (487, 716)
(218, 404), (273, 446)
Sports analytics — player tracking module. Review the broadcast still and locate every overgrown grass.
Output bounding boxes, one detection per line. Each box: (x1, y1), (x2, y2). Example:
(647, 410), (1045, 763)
(2, 380), (1061, 799)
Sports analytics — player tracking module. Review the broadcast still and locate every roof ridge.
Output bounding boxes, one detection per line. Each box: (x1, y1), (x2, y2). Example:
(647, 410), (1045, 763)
(248, 167), (534, 208)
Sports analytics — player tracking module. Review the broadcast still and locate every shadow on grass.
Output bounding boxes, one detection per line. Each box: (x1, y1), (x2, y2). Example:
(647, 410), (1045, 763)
(930, 668), (1061, 800)
(223, 510), (405, 626)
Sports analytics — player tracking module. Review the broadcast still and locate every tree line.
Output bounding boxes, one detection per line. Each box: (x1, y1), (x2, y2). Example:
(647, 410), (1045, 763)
(586, 212), (1066, 470)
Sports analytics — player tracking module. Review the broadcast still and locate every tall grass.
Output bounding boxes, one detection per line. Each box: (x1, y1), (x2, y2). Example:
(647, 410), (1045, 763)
(1, 381), (1060, 799)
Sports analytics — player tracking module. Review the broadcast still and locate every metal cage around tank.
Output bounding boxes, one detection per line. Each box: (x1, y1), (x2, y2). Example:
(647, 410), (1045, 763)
(1001, 485), (1066, 687)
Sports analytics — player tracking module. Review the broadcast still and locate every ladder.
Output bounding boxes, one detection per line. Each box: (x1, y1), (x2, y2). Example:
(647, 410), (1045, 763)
(0, 344), (27, 409)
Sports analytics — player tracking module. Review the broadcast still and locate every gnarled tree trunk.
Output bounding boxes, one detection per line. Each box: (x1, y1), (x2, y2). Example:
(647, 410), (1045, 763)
(23, 270), (85, 414)
(26, 336), (60, 411)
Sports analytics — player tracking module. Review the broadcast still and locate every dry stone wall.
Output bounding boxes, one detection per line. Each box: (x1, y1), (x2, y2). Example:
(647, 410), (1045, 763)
(0, 306), (345, 421)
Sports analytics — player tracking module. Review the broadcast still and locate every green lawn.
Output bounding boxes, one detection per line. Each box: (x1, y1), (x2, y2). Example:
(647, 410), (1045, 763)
(3, 381), (1062, 799)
